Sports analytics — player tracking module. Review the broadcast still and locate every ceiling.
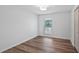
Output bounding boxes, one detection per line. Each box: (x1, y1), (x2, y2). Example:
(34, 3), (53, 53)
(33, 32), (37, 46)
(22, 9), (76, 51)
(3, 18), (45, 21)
(23, 5), (74, 15)
(11, 5), (74, 15)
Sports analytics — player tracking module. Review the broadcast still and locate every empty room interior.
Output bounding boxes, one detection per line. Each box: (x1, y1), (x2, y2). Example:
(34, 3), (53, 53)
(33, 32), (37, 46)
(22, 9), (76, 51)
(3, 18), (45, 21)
(0, 5), (79, 53)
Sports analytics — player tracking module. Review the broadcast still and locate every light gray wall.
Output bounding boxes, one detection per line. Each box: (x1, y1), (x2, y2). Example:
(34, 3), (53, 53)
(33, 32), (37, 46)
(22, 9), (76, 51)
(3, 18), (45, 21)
(71, 10), (75, 46)
(71, 6), (78, 46)
(0, 6), (38, 52)
(38, 12), (71, 39)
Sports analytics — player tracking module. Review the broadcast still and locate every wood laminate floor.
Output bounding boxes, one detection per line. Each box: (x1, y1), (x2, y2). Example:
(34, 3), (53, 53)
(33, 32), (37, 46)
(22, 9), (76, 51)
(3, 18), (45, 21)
(3, 36), (77, 53)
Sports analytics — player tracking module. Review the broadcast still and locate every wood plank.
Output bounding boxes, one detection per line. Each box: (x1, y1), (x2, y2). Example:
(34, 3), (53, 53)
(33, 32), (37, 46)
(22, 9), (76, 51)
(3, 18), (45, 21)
(3, 36), (77, 53)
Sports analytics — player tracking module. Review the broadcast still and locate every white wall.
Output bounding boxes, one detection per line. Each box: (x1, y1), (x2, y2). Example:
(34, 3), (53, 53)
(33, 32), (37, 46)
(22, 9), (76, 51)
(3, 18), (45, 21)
(0, 6), (37, 52)
(71, 10), (75, 46)
(38, 11), (71, 39)
(71, 6), (78, 46)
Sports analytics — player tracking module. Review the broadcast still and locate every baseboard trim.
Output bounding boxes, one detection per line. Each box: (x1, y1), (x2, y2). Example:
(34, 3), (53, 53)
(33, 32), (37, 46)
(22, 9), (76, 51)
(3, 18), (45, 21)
(39, 35), (70, 40)
(52, 37), (70, 40)
(0, 35), (38, 53)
